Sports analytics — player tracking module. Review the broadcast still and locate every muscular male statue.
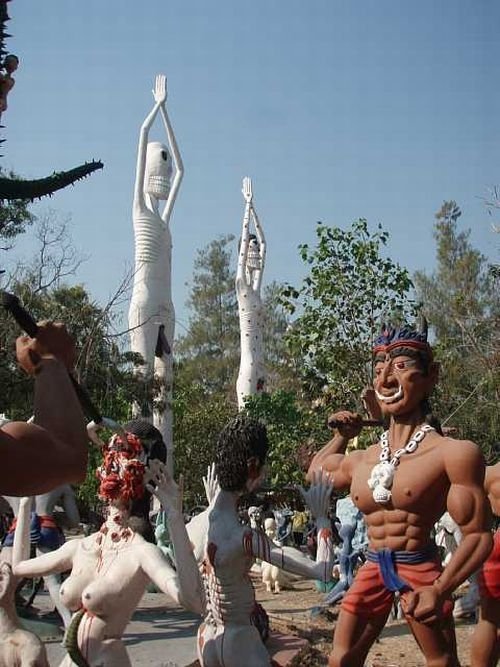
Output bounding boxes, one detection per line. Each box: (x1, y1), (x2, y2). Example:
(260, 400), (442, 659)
(471, 460), (499, 667)
(308, 320), (492, 667)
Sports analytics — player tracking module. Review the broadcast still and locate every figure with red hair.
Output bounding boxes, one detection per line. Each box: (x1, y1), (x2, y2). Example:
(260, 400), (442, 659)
(12, 421), (203, 667)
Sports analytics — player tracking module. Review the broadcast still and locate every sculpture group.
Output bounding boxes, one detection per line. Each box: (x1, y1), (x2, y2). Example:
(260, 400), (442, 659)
(0, 3), (498, 665)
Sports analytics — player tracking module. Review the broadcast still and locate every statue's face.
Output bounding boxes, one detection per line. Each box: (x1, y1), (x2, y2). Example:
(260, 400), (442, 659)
(145, 142), (172, 200)
(247, 237), (261, 270)
(97, 433), (146, 502)
(373, 352), (436, 417)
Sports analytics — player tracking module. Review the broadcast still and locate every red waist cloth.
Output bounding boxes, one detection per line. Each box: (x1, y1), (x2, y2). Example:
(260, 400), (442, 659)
(479, 529), (500, 600)
(341, 558), (454, 618)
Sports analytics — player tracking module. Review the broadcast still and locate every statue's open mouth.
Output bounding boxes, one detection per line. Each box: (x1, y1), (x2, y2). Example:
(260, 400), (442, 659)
(375, 386), (403, 404)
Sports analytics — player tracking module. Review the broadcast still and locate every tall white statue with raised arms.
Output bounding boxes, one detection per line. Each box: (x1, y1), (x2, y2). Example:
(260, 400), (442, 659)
(236, 177), (266, 410)
(128, 74), (183, 469)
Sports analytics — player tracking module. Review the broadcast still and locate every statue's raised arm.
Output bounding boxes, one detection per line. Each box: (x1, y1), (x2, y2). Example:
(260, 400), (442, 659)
(249, 202), (266, 292)
(158, 93), (184, 223)
(133, 74), (165, 216)
(133, 73), (183, 222)
(236, 176), (253, 288)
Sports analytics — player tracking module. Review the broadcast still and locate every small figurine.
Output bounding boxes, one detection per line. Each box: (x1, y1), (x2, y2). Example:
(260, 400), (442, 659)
(261, 518), (294, 594)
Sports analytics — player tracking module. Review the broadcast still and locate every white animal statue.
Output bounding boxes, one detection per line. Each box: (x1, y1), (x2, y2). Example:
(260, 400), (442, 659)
(235, 177), (266, 410)
(261, 518), (294, 594)
(0, 561), (49, 667)
(128, 74), (184, 471)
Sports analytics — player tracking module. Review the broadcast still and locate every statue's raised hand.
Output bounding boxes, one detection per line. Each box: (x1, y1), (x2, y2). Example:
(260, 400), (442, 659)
(242, 176), (253, 203)
(152, 74), (167, 105)
(145, 460), (180, 516)
(298, 469), (333, 520)
(202, 463), (220, 504)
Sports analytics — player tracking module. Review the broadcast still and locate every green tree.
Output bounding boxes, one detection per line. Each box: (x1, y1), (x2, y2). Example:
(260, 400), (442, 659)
(414, 201), (500, 461)
(281, 219), (417, 410)
(176, 235), (240, 395)
(172, 377), (235, 508)
(244, 390), (330, 490)
(0, 168), (34, 247)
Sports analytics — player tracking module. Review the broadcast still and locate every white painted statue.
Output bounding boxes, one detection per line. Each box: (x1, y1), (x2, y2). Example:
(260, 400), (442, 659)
(128, 74), (184, 470)
(2, 485), (80, 629)
(236, 177), (266, 410)
(185, 415), (334, 667)
(0, 561), (49, 667)
(260, 518), (295, 594)
(12, 423), (203, 667)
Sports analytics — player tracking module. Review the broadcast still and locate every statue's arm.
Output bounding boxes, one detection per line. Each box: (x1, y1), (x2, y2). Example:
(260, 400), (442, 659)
(133, 75), (165, 215)
(249, 204), (266, 292)
(247, 470), (335, 582)
(144, 461), (205, 614)
(306, 410), (365, 487)
(12, 496), (76, 577)
(439, 441), (492, 593)
(141, 539), (204, 615)
(159, 103), (184, 224)
(405, 440), (493, 623)
(485, 461), (500, 516)
(237, 177), (252, 287)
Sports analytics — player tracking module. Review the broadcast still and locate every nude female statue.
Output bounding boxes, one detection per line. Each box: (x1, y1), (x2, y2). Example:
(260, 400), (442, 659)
(12, 421), (203, 667)
(308, 321), (492, 667)
(186, 414), (334, 667)
(235, 177), (267, 409)
(128, 74), (184, 465)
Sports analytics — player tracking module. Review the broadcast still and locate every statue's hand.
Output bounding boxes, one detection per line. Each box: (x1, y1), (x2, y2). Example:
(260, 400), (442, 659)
(152, 74), (167, 104)
(145, 460), (180, 516)
(402, 584), (444, 624)
(242, 176), (253, 203)
(202, 463), (220, 504)
(298, 469), (333, 520)
(327, 410), (364, 439)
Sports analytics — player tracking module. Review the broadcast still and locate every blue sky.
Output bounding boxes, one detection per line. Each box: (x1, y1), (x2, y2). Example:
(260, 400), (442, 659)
(2, 0), (499, 335)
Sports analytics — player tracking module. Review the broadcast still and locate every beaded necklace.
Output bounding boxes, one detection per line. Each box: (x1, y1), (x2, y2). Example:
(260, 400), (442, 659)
(368, 424), (434, 504)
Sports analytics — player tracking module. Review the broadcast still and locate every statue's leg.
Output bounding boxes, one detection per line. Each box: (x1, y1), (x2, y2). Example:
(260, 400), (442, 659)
(404, 613), (458, 667)
(470, 596), (500, 667)
(329, 607), (389, 667)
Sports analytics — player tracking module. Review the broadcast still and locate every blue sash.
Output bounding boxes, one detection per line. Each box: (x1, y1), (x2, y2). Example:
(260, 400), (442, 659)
(366, 544), (437, 592)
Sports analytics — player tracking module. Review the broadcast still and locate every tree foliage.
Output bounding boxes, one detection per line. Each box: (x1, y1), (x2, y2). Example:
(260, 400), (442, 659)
(0, 168), (34, 247)
(280, 219), (417, 409)
(414, 201), (500, 461)
(244, 390), (330, 490)
(175, 235), (240, 395)
(172, 375), (235, 508)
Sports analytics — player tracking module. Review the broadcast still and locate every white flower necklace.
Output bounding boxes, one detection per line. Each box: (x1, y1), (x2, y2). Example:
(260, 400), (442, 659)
(368, 424), (435, 504)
